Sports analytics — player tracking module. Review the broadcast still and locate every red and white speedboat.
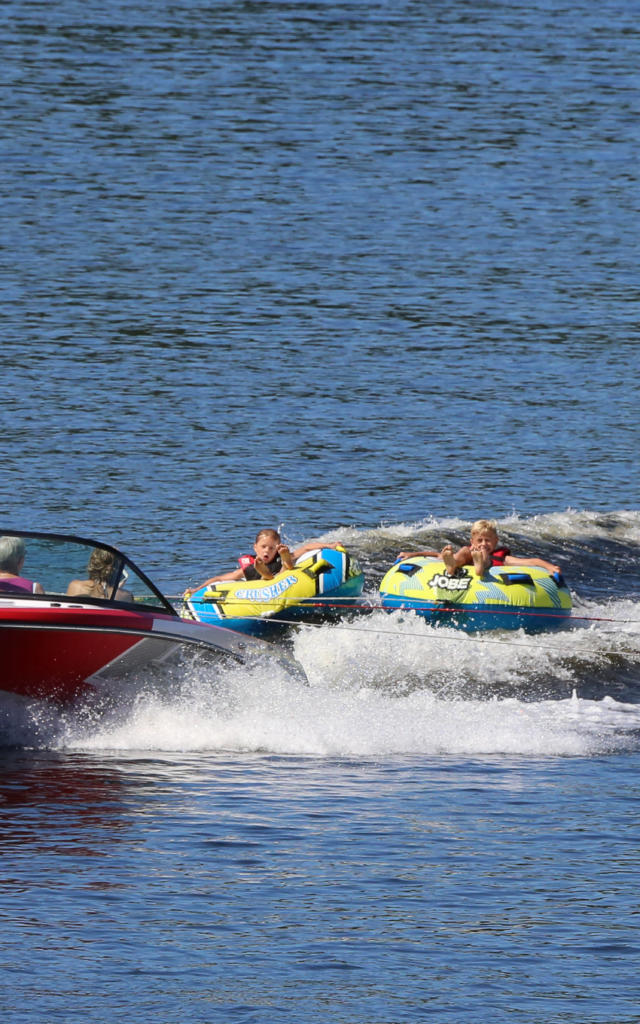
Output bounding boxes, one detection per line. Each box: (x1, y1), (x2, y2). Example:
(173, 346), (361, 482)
(0, 529), (302, 704)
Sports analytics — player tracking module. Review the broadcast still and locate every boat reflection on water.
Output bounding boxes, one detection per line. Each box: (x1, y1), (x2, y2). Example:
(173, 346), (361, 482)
(0, 751), (129, 855)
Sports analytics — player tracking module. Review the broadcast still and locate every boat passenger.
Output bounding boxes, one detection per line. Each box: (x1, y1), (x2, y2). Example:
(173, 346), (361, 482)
(0, 535), (45, 594)
(398, 519), (560, 577)
(198, 528), (339, 586)
(67, 548), (133, 601)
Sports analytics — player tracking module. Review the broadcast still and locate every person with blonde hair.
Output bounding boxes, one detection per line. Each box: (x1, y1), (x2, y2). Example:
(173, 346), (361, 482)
(442, 519), (560, 577)
(67, 548), (132, 601)
(398, 519), (560, 577)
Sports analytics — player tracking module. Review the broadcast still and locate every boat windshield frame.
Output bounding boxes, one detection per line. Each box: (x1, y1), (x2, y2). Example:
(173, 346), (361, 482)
(0, 528), (177, 616)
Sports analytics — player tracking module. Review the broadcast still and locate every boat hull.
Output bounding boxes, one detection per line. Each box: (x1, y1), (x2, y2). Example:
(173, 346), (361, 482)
(0, 604), (266, 703)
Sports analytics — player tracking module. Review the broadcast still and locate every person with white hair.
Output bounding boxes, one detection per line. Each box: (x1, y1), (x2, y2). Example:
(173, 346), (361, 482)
(0, 535), (44, 594)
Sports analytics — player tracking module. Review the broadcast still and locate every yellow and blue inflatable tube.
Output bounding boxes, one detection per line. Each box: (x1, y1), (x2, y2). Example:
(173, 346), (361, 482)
(379, 557), (572, 632)
(184, 547), (364, 637)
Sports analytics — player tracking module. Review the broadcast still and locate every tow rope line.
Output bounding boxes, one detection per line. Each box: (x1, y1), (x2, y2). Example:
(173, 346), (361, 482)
(171, 596), (640, 628)
(265, 615), (640, 656)
(168, 598), (640, 656)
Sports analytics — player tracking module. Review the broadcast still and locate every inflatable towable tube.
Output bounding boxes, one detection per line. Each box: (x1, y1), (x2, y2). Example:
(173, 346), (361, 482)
(184, 547), (364, 637)
(379, 557), (572, 632)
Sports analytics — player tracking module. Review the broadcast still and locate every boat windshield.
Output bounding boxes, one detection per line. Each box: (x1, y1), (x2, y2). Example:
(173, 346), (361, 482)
(0, 530), (174, 614)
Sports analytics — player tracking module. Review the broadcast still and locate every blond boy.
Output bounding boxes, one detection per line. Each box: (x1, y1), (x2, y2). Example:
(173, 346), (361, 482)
(400, 519), (560, 577)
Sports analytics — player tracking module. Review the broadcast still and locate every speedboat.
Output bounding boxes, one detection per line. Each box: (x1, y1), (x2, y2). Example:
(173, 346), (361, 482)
(183, 546), (365, 637)
(0, 529), (304, 704)
(379, 556), (572, 632)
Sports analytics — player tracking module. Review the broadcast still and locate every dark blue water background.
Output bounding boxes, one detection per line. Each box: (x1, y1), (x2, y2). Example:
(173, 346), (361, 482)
(1, 1), (639, 1021)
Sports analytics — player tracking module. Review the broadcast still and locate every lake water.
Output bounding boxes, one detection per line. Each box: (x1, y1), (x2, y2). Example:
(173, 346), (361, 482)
(1, 1), (639, 1021)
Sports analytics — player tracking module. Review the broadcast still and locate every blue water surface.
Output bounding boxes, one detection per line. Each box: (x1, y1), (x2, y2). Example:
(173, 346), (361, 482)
(2, 0), (637, 567)
(2, 0), (640, 1020)
(2, 751), (640, 1024)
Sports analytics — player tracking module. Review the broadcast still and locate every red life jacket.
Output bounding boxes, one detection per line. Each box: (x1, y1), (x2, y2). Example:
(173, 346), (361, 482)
(490, 547), (511, 566)
(238, 553), (284, 581)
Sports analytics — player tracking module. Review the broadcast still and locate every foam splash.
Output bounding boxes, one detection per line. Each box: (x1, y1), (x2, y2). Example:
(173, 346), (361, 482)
(4, 589), (639, 758)
(2, 611), (633, 758)
(280, 509), (640, 577)
(349, 508), (640, 548)
(49, 673), (640, 758)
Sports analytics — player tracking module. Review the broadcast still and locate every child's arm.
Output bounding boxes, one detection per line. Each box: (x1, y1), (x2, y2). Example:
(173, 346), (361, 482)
(504, 554), (560, 573)
(290, 540), (335, 559)
(197, 567), (245, 587)
(397, 549), (441, 560)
